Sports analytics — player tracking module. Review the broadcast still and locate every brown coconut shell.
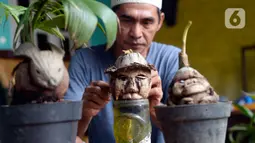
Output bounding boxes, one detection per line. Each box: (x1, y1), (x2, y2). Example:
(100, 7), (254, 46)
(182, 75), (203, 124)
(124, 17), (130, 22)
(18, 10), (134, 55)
(10, 60), (69, 104)
(105, 50), (156, 100)
(167, 21), (219, 106)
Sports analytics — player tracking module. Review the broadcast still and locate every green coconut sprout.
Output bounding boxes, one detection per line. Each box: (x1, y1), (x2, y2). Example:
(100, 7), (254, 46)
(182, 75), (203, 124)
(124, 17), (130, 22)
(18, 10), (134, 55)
(0, 0), (118, 51)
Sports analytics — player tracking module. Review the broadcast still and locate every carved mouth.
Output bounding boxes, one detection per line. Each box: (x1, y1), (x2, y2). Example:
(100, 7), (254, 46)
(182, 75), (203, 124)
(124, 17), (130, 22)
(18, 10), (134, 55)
(119, 93), (143, 100)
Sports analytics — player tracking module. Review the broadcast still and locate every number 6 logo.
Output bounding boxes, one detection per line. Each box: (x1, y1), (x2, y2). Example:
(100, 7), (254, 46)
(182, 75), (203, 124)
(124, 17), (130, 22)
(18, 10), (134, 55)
(225, 8), (245, 29)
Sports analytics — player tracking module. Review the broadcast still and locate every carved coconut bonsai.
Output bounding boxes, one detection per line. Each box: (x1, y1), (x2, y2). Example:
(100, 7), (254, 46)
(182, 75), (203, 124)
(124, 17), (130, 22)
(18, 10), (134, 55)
(167, 21), (219, 106)
(105, 49), (156, 100)
(0, 0), (118, 142)
(154, 21), (232, 143)
(105, 50), (155, 143)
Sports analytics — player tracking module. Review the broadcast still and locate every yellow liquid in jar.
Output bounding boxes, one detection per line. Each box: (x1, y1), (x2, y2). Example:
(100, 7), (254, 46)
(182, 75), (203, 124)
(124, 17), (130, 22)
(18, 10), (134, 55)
(113, 107), (151, 143)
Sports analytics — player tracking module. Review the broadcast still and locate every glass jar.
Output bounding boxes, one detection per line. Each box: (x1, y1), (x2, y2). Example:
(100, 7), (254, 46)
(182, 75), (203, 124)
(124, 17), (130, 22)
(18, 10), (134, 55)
(113, 99), (151, 143)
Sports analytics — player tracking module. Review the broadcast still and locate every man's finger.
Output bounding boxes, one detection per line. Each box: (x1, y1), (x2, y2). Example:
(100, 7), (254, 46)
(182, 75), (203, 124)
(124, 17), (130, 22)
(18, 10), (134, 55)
(149, 87), (163, 101)
(151, 75), (161, 88)
(86, 93), (108, 107)
(151, 70), (162, 88)
(83, 98), (101, 110)
(151, 70), (158, 78)
(91, 80), (110, 88)
(91, 81), (110, 97)
(85, 85), (110, 100)
(85, 86), (101, 94)
(85, 86), (107, 96)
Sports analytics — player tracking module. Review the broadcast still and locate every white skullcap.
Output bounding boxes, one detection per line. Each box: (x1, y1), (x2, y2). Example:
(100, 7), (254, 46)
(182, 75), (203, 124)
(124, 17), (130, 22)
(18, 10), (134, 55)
(111, 0), (162, 9)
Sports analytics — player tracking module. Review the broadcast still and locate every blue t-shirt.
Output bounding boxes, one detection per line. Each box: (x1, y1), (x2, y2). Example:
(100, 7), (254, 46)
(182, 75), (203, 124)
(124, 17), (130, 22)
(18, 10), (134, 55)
(64, 41), (181, 143)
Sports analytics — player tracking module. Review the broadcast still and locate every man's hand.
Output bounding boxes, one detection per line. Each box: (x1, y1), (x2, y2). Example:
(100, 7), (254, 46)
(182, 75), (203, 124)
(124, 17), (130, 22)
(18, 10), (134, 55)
(148, 70), (163, 129)
(76, 136), (84, 143)
(82, 81), (111, 117)
(78, 80), (111, 138)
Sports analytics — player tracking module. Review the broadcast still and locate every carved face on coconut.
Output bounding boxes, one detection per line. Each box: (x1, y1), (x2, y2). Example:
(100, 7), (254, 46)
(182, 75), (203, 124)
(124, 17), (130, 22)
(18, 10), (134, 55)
(168, 67), (219, 105)
(14, 42), (66, 89)
(171, 67), (210, 97)
(112, 67), (151, 100)
(105, 50), (155, 100)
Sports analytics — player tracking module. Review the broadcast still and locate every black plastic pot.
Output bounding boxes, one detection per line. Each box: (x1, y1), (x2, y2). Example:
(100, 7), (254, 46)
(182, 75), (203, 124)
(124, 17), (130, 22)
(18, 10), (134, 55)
(154, 101), (232, 143)
(0, 100), (83, 143)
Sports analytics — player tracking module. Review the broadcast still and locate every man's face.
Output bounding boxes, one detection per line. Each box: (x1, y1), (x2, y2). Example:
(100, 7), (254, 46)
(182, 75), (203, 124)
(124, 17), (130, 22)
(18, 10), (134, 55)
(114, 3), (164, 53)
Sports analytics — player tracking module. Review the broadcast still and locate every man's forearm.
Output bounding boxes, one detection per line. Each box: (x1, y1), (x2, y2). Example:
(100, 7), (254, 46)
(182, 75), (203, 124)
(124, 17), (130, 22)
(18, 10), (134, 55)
(150, 102), (165, 130)
(77, 115), (93, 138)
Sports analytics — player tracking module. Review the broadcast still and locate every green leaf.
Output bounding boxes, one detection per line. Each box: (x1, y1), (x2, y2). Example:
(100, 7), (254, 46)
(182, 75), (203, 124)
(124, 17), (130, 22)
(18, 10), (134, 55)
(228, 132), (237, 143)
(228, 125), (249, 143)
(44, 1), (63, 15)
(37, 15), (65, 29)
(13, 3), (34, 49)
(38, 27), (65, 40)
(62, 0), (98, 49)
(228, 124), (255, 143)
(31, 0), (49, 30)
(83, 0), (118, 50)
(229, 124), (249, 132)
(1, 0), (118, 52)
(0, 2), (27, 24)
(250, 114), (255, 125)
(233, 103), (254, 119)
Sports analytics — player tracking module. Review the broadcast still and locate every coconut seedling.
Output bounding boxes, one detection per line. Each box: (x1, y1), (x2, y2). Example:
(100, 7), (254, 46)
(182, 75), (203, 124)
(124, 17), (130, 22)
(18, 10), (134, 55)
(167, 21), (219, 105)
(0, 0), (118, 104)
(105, 49), (156, 100)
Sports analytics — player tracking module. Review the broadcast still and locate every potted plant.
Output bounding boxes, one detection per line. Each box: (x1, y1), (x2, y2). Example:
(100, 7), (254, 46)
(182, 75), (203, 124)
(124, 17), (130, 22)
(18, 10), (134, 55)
(154, 21), (232, 143)
(228, 103), (255, 143)
(0, 0), (118, 142)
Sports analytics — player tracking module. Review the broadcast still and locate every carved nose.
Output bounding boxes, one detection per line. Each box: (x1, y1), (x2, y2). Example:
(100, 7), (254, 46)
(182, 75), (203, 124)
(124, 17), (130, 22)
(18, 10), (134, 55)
(126, 78), (138, 93)
(48, 79), (57, 87)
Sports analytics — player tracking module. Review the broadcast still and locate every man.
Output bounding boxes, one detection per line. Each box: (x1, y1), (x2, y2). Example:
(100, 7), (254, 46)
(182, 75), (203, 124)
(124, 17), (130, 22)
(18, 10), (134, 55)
(64, 0), (181, 142)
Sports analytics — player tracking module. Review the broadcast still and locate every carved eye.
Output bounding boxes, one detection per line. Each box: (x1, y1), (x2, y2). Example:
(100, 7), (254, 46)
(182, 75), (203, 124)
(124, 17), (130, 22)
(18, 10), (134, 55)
(117, 75), (128, 81)
(136, 74), (146, 80)
(36, 69), (40, 74)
